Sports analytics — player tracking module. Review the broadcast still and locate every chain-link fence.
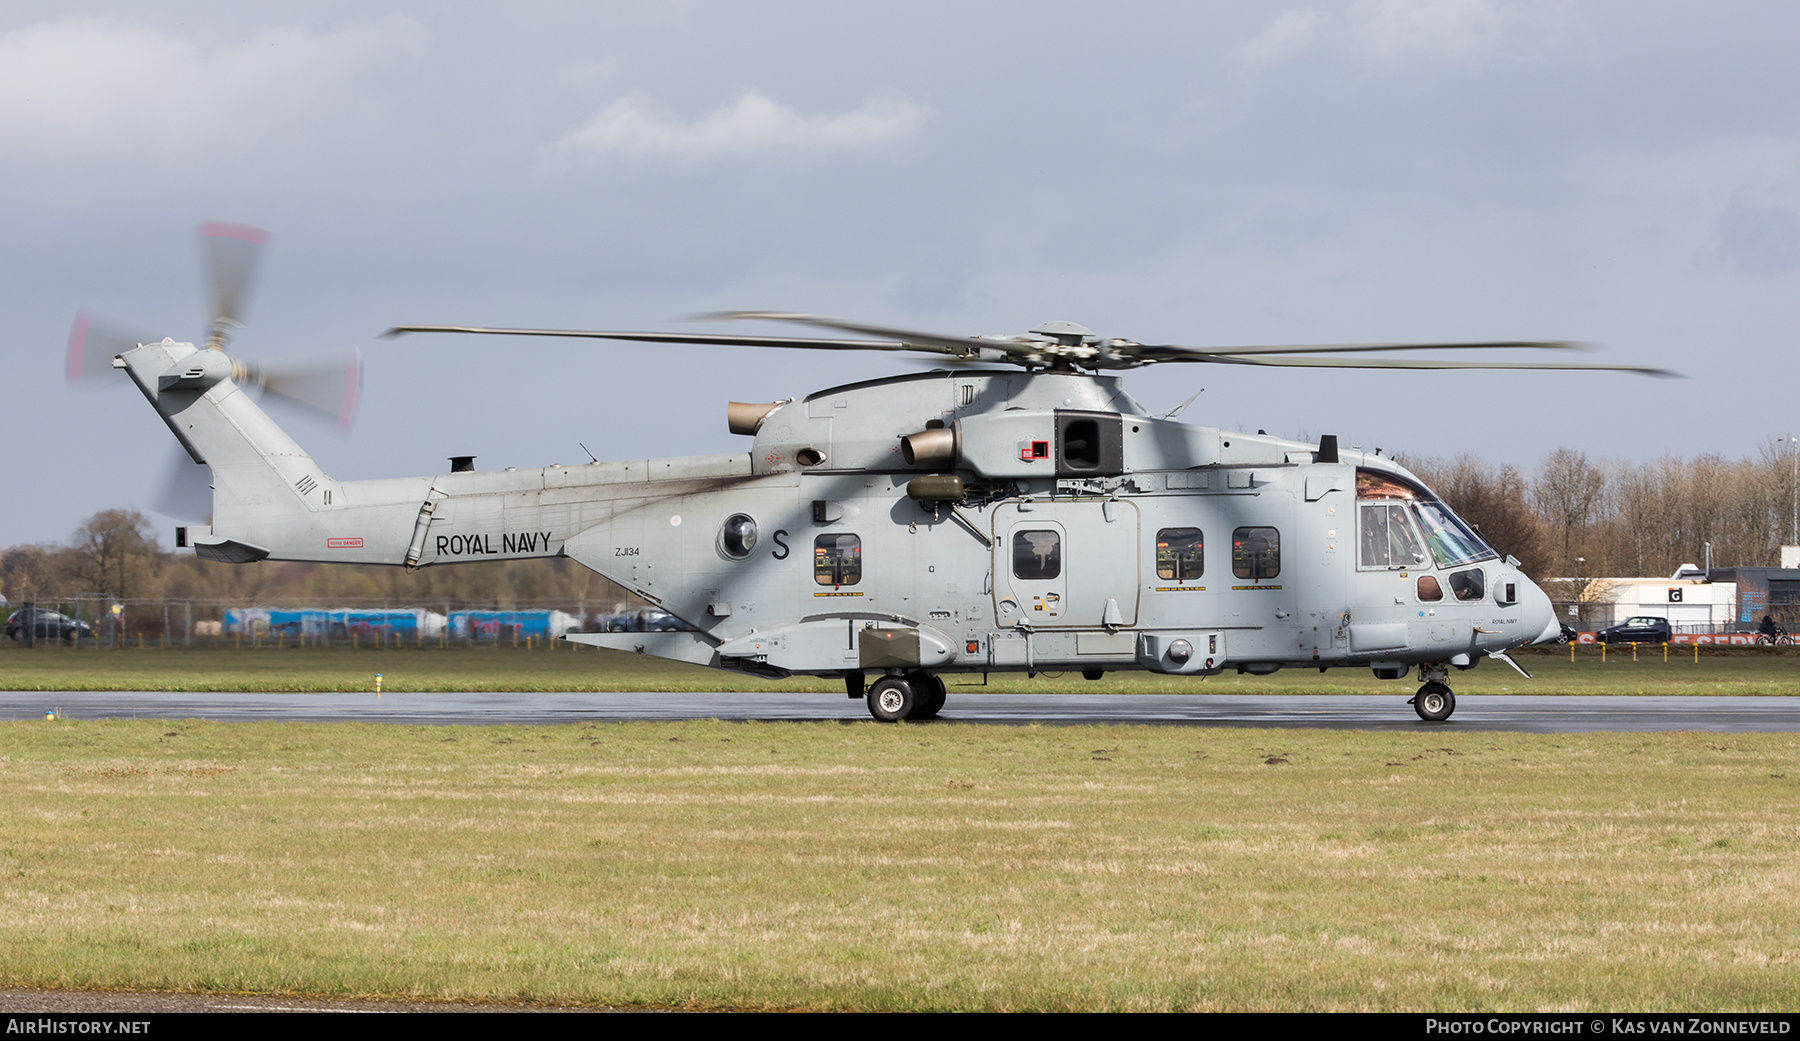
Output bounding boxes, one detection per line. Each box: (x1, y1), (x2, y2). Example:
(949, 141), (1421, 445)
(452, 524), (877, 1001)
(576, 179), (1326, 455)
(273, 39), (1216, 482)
(2, 596), (684, 650)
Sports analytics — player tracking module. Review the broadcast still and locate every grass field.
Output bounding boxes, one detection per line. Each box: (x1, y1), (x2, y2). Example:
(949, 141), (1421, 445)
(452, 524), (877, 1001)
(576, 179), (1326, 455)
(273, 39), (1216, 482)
(2, 718), (1796, 1010)
(4, 640), (1800, 695)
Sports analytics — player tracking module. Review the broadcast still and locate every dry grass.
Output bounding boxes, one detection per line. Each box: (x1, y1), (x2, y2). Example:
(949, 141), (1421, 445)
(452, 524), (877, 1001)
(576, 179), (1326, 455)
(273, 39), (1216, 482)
(4, 642), (1800, 696)
(2, 719), (1797, 1010)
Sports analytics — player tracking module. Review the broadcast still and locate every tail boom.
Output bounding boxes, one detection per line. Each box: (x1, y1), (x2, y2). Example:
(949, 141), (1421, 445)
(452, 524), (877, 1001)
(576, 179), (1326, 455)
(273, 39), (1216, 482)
(118, 338), (755, 567)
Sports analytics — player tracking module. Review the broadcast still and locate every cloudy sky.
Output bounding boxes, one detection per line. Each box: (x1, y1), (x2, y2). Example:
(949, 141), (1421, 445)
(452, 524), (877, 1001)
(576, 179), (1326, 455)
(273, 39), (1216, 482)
(4, 1), (1798, 546)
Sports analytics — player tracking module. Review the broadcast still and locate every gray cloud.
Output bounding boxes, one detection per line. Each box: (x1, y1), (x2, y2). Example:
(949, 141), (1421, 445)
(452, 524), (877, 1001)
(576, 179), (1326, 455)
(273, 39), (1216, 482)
(1231, 0), (1572, 73)
(1715, 191), (1800, 275)
(3, 2), (1800, 547)
(543, 90), (931, 168)
(0, 16), (404, 162)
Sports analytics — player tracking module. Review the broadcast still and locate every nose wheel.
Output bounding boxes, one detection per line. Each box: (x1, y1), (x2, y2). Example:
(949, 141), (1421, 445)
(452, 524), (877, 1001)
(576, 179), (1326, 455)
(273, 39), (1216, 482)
(1411, 681), (1455, 722)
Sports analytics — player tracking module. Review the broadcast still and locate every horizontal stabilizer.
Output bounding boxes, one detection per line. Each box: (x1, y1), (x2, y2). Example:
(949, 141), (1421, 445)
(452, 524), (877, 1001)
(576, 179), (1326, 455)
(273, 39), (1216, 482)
(565, 630), (719, 667)
(187, 531), (271, 563)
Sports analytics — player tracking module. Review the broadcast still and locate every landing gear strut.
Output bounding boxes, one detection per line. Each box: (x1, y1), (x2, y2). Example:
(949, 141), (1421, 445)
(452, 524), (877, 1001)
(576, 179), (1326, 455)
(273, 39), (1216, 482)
(1409, 663), (1456, 721)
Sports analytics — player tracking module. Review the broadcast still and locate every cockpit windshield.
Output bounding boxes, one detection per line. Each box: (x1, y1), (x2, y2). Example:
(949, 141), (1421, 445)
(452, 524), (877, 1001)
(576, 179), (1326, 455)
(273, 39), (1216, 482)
(1355, 468), (1497, 569)
(1410, 500), (1496, 568)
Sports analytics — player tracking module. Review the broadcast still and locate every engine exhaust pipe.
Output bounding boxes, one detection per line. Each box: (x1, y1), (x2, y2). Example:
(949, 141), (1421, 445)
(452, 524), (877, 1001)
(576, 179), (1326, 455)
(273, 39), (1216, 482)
(727, 401), (785, 436)
(900, 424), (960, 466)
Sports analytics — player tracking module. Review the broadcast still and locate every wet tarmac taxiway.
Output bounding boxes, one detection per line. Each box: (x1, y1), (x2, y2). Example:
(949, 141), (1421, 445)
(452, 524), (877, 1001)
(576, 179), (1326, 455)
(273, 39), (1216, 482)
(6, 690), (1800, 731)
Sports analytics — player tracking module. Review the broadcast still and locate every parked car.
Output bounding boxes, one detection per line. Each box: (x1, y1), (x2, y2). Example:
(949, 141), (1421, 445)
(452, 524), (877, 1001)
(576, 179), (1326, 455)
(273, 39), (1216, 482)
(1557, 623), (1578, 645)
(604, 609), (686, 632)
(5, 608), (95, 643)
(1595, 616), (1673, 644)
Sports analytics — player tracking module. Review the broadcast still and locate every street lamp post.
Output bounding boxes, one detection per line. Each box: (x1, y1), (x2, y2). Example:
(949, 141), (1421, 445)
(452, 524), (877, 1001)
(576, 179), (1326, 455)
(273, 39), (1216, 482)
(1576, 555), (1587, 628)
(1789, 436), (1797, 547)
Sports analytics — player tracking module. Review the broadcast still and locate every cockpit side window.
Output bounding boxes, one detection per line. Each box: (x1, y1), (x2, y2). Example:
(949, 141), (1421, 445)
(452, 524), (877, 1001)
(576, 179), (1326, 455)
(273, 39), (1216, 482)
(1448, 568), (1486, 601)
(1358, 503), (1427, 570)
(1356, 468), (1497, 568)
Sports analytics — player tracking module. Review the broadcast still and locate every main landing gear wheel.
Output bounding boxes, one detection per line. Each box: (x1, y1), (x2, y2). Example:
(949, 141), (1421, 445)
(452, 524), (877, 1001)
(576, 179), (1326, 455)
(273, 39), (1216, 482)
(867, 676), (917, 723)
(906, 671), (947, 720)
(1412, 681), (1455, 722)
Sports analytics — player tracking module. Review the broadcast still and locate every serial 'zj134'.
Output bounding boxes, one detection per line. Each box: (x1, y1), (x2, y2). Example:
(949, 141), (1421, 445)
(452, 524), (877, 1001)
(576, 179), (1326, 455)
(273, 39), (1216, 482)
(72, 224), (1673, 722)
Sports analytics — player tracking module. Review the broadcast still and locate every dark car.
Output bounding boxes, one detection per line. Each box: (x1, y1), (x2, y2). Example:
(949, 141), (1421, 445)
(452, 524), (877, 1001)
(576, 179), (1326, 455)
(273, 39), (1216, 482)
(1595, 616), (1673, 644)
(604, 609), (687, 632)
(1557, 623), (1578, 645)
(6, 608), (95, 643)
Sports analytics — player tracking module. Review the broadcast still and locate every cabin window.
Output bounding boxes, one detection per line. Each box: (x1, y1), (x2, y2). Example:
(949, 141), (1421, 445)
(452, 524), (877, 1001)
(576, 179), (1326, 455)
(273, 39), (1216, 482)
(1359, 502), (1427, 570)
(1417, 574), (1444, 601)
(1156, 527), (1204, 582)
(1232, 526), (1280, 581)
(813, 533), (862, 587)
(1448, 568), (1486, 601)
(1012, 530), (1062, 580)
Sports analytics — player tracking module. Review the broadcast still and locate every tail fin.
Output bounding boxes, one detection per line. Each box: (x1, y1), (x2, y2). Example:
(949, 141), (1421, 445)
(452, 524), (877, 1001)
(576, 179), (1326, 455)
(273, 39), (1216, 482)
(117, 338), (427, 563)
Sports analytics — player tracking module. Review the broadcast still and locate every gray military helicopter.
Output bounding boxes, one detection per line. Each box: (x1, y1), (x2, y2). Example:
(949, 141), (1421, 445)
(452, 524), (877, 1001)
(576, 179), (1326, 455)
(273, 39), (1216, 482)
(84, 224), (1673, 722)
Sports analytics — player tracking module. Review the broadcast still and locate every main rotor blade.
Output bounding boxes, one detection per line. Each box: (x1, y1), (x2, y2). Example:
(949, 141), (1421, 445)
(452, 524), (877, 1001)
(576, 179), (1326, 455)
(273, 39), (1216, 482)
(1191, 354), (1681, 377)
(1133, 339), (1592, 359)
(382, 324), (932, 353)
(251, 351), (363, 430)
(698, 314), (1618, 369)
(383, 315), (1673, 376)
(65, 312), (149, 385)
(200, 221), (268, 350)
(697, 311), (1021, 359)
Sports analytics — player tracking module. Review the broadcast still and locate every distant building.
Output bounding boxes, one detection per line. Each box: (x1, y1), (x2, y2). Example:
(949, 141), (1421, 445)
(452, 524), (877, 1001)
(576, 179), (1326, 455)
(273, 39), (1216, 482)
(1570, 572), (1738, 631)
(1703, 567), (1800, 629)
(1560, 562), (1800, 631)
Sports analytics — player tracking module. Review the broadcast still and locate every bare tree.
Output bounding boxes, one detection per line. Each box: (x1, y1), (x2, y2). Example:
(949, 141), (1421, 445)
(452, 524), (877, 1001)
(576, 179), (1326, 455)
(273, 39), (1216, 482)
(1531, 449), (1608, 575)
(65, 509), (161, 598)
(0, 545), (65, 603)
(1401, 453), (1551, 578)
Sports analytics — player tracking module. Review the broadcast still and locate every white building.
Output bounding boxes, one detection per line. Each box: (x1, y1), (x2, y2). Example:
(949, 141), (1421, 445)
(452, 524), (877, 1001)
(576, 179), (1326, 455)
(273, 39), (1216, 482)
(1562, 565), (1737, 631)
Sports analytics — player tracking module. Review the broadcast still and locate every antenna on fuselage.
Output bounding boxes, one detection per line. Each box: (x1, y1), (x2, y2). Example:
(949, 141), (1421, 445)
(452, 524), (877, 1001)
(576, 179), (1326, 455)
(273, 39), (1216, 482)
(1162, 388), (1204, 420)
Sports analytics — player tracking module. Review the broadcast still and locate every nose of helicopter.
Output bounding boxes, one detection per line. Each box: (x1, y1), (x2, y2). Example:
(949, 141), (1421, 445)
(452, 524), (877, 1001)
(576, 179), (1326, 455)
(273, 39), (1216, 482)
(1522, 577), (1560, 646)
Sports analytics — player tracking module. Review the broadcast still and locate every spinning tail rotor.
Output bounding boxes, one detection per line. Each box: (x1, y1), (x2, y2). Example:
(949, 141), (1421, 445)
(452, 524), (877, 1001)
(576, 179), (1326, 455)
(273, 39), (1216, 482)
(66, 222), (365, 521)
(65, 221), (364, 428)
(200, 220), (267, 353)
